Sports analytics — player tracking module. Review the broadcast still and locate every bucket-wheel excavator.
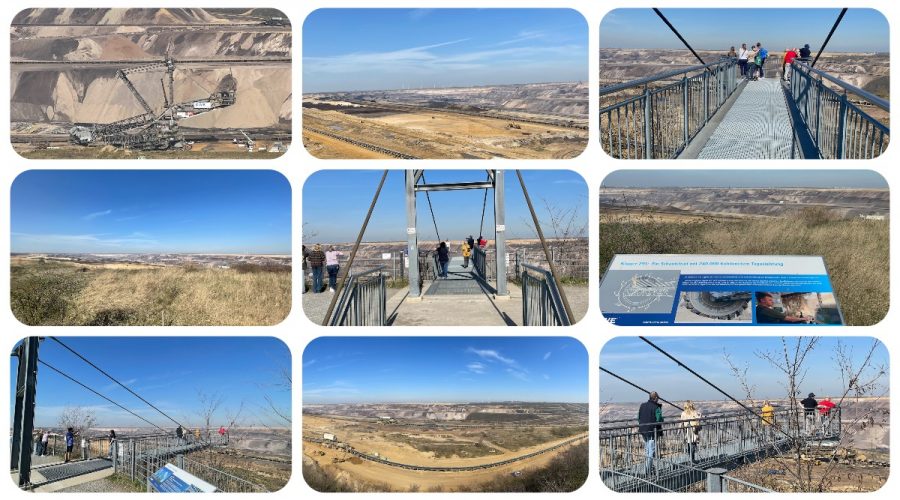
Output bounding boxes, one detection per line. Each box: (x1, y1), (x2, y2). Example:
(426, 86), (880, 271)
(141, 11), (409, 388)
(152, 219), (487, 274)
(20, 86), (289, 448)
(69, 54), (236, 150)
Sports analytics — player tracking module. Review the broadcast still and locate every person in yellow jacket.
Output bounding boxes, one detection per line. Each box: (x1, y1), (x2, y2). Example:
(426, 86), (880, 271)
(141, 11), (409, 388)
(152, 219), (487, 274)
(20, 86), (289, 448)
(461, 240), (472, 268)
(761, 400), (775, 440)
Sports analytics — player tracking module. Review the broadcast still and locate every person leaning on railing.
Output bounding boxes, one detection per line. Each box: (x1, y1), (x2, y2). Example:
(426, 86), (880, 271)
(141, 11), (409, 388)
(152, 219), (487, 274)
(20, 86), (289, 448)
(760, 401), (775, 441)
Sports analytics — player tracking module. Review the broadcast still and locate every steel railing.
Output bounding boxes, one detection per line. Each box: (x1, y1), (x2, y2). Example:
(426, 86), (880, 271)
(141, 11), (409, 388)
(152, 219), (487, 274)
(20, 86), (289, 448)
(181, 456), (268, 492)
(328, 266), (387, 326)
(602, 450), (774, 493)
(473, 247), (487, 279)
(521, 263), (571, 326)
(600, 59), (740, 159)
(599, 406), (841, 475)
(789, 60), (889, 159)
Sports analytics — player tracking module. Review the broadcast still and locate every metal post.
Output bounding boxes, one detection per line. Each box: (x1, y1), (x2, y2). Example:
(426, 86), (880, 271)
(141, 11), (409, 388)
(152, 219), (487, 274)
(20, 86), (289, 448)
(642, 86), (653, 159)
(836, 90), (849, 158)
(177, 454), (184, 469)
(494, 171), (508, 297)
(405, 171), (420, 297)
(703, 71), (710, 123)
(112, 441), (118, 471)
(11, 337), (39, 487)
(682, 75), (689, 146)
(814, 77), (822, 146)
(130, 439), (136, 481)
(706, 468), (727, 492)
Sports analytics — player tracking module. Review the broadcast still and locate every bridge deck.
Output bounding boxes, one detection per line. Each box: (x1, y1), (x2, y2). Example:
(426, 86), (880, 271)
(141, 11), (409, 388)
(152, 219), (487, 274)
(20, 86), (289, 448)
(33, 458), (112, 483)
(424, 259), (488, 296)
(697, 78), (793, 159)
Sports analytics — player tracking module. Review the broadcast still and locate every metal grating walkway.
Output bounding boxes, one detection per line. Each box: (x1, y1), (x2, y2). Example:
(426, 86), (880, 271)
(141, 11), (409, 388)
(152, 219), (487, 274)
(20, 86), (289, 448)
(36, 458), (112, 482)
(424, 259), (487, 296)
(698, 79), (793, 159)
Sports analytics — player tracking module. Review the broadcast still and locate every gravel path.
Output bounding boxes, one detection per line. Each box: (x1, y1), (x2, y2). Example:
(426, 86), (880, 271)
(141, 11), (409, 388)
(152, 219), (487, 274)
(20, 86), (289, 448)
(57, 478), (121, 493)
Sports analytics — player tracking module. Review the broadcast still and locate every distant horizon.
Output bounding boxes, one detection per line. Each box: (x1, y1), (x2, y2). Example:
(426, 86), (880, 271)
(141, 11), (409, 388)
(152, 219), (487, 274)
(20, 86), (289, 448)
(601, 170), (888, 189)
(12, 251), (292, 256)
(304, 79), (584, 95)
(306, 400), (588, 405)
(599, 47), (888, 54)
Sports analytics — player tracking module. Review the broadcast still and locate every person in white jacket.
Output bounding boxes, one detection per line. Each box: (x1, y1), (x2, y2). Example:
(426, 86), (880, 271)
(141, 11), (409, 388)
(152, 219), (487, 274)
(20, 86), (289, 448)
(680, 401), (703, 463)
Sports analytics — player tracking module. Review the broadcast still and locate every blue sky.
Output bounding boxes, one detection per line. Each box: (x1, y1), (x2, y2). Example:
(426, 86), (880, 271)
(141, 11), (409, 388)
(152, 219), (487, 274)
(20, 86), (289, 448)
(303, 170), (587, 243)
(10, 337), (291, 428)
(11, 170), (291, 254)
(303, 337), (588, 404)
(600, 9), (889, 52)
(600, 337), (889, 403)
(601, 170), (889, 189)
(303, 9), (588, 92)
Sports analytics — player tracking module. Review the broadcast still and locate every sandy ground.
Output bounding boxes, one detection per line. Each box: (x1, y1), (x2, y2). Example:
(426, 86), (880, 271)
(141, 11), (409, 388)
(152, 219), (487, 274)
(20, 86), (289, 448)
(303, 415), (587, 491)
(302, 129), (392, 159)
(302, 108), (586, 159)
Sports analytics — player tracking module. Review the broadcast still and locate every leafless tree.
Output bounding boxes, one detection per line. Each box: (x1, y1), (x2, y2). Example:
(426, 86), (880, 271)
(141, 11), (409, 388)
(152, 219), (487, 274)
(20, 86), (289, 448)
(195, 390), (224, 440)
(57, 406), (97, 437)
(522, 197), (587, 241)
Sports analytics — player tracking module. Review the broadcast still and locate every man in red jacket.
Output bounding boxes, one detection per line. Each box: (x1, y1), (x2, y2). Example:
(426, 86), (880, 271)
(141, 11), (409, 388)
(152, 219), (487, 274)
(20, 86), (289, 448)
(783, 47), (799, 82)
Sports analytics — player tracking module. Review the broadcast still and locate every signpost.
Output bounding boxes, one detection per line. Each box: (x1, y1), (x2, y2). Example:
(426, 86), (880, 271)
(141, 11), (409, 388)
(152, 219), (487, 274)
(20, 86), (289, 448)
(599, 254), (843, 326)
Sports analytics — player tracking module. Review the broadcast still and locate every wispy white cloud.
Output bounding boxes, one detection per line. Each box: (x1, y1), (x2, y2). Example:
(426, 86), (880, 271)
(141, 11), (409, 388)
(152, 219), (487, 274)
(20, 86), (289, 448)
(468, 347), (517, 366)
(497, 30), (547, 46)
(11, 232), (160, 249)
(304, 380), (360, 397)
(466, 362), (486, 374)
(507, 368), (529, 382)
(83, 209), (112, 220)
(543, 351), (552, 361)
(103, 378), (137, 392)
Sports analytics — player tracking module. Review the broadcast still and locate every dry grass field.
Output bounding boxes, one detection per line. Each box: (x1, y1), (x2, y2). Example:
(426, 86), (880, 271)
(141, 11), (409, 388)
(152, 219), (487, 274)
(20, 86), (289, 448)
(11, 258), (291, 326)
(600, 207), (889, 326)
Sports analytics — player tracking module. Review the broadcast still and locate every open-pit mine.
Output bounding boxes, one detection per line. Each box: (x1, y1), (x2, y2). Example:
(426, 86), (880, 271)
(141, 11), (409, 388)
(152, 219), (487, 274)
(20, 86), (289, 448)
(10, 8), (291, 158)
(302, 402), (588, 492)
(302, 82), (588, 159)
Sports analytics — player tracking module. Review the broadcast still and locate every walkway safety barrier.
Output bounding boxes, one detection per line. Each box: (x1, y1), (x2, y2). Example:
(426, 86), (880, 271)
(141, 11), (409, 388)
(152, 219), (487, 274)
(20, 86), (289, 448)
(113, 433), (264, 492)
(789, 60), (889, 159)
(599, 406), (841, 492)
(328, 267), (386, 326)
(473, 247), (487, 280)
(521, 263), (571, 326)
(600, 59), (740, 159)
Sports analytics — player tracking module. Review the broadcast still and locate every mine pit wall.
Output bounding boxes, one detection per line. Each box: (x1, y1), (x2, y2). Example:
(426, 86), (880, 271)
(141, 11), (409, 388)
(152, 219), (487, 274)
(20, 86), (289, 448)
(11, 66), (291, 130)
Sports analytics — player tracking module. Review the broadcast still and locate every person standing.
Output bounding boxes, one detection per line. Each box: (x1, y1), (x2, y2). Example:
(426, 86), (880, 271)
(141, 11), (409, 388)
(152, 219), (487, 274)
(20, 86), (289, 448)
(799, 43), (812, 61)
(307, 244), (326, 293)
(801, 393), (818, 434)
(783, 47), (798, 81)
(756, 43), (768, 79)
(638, 392), (664, 475)
(738, 43), (750, 77)
(461, 239), (472, 268)
(478, 235), (487, 249)
(33, 429), (43, 456)
(301, 245), (309, 294)
(108, 429), (117, 459)
(64, 427), (75, 463)
(818, 396), (836, 434)
(466, 235), (475, 252)
(176, 425), (184, 445)
(680, 401), (702, 463)
(325, 246), (344, 293)
(727, 46), (737, 58)
(437, 242), (450, 278)
(41, 429), (50, 456)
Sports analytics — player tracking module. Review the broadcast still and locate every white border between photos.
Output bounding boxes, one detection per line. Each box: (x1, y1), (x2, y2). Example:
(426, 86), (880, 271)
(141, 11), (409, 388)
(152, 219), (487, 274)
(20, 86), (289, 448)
(0, 0), (897, 498)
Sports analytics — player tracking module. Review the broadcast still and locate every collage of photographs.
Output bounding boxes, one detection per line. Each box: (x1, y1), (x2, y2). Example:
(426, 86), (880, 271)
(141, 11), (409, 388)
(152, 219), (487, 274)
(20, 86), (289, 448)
(1, 1), (896, 498)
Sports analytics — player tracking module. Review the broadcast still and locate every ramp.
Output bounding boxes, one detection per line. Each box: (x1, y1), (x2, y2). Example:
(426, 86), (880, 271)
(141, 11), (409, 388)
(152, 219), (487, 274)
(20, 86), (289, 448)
(697, 79), (793, 159)
(34, 458), (112, 483)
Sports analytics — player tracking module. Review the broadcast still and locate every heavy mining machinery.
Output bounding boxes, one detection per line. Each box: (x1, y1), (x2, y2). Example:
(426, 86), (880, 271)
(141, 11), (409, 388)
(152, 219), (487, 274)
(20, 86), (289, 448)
(683, 291), (751, 320)
(69, 56), (236, 150)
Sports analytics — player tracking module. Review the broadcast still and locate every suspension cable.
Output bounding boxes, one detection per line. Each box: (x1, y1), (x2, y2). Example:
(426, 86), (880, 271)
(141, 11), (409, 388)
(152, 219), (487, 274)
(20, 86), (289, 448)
(420, 172), (442, 242)
(811, 8), (848, 68)
(600, 366), (683, 411)
(515, 170), (575, 321)
(479, 172), (490, 238)
(321, 170), (389, 325)
(38, 359), (168, 433)
(49, 337), (186, 429)
(653, 8), (709, 71)
(639, 336), (798, 442)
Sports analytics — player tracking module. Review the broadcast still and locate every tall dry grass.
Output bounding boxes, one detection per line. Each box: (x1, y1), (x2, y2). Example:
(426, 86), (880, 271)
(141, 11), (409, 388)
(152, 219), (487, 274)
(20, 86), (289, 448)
(11, 261), (291, 326)
(600, 208), (889, 326)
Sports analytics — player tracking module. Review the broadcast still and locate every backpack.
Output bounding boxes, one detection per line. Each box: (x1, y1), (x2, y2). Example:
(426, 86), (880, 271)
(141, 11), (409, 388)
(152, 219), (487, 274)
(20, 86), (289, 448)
(759, 48), (768, 60)
(754, 55), (762, 65)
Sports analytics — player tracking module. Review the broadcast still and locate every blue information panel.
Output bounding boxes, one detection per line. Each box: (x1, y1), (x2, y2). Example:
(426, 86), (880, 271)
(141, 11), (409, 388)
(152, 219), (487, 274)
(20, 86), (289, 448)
(148, 464), (217, 493)
(599, 255), (843, 326)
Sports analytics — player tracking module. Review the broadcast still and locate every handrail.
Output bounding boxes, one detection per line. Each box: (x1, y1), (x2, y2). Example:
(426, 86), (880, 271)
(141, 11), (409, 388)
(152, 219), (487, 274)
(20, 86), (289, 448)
(792, 60), (889, 111)
(600, 59), (736, 97)
(522, 263), (571, 326)
(329, 266), (386, 326)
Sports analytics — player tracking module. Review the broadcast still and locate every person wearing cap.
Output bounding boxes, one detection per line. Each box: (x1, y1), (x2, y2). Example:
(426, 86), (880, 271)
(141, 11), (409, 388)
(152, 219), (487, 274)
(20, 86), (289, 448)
(800, 392), (818, 434)
(799, 43), (812, 60)
(638, 391), (664, 474)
